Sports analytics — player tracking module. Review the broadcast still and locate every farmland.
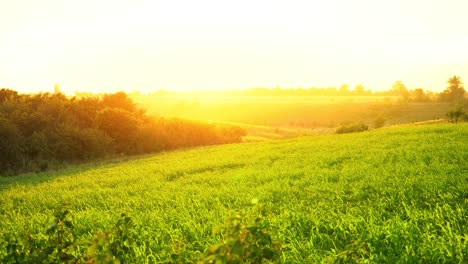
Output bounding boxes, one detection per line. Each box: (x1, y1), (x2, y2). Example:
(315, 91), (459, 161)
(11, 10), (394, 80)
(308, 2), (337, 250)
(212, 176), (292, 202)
(0, 123), (467, 263)
(131, 94), (454, 131)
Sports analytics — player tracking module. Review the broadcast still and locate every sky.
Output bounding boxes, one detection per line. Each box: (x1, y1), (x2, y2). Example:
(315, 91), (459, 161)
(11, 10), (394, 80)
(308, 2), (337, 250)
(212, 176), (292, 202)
(1, 0), (467, 94)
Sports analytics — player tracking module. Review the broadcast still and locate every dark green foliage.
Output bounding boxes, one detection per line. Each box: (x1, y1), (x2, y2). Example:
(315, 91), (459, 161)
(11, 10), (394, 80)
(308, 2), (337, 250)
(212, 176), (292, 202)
(336, 122), (369, 134)
(202, 205), (282, 263)
(3, 209), (79, 263)
(0, 116), (22, 172)
(446, 107), (467, 123)
(97, 107), (141, 154)
(2, 210), (139, 263)
(1, 208), (281, 263)
(84, 213), (141, 263)
(0, 90), (245, 175)
(147, 117), (246, 150)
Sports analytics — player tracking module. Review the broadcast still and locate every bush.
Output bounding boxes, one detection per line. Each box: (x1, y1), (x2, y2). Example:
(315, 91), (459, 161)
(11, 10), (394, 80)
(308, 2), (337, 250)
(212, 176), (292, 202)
(446, 107), (466, 123)
(0, 90), (245, 175)
(336, 122), (369, 134)
(373, 116), (386, 129)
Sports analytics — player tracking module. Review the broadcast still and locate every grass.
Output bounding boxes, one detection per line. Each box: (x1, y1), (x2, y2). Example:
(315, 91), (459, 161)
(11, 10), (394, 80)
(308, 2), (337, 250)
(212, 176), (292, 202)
(214, 121), (334, 141)
(0, 123), (467, 263)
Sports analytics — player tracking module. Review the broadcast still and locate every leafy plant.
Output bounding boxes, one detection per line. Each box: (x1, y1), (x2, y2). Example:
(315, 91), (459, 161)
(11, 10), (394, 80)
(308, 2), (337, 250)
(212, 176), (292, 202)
(202, 204), (282, 263)
(336, 122), (369, 134)
(84, 213), (140, 263)
(373, 116), (386, 129)
(3, 209), (80, 263)
(1, 210), (142, 264)
(446, 107), (466, 123)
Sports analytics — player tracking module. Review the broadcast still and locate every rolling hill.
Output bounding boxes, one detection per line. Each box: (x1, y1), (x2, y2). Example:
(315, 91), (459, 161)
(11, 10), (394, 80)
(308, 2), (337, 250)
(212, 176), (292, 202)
(0, 123), (467, 263)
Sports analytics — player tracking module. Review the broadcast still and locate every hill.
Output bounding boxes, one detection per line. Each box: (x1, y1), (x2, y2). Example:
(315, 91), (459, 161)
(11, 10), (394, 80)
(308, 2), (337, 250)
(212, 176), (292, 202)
(0, 123), (467, 262)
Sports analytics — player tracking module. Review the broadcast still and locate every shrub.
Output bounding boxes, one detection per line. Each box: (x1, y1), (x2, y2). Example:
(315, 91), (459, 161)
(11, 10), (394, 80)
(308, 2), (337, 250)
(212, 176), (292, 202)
(0, 90), (245, 175)
(336, 122), (369, 134)
(446, 107), (466, 123)
(373, 116), (386, 129)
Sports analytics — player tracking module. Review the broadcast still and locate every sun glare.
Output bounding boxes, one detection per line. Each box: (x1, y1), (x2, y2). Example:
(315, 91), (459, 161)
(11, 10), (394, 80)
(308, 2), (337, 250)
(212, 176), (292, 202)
(1, 0), (468, 94)
(1, 3), (467, 261)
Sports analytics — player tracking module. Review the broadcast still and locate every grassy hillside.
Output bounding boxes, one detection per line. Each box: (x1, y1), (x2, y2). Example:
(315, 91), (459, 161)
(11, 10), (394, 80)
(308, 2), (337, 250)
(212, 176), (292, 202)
(0, 124), (467, 262)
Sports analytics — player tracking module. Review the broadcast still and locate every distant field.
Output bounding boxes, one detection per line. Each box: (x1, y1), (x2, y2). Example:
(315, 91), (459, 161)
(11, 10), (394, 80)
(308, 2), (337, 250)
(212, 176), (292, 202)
(0, 124), (467, 262)
(214, 121), (335, 141)
(132, 95), (454, 131)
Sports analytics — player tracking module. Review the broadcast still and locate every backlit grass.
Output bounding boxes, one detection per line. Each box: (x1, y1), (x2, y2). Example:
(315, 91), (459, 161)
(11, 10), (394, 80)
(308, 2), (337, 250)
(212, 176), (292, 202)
(0, 123), (467, 262)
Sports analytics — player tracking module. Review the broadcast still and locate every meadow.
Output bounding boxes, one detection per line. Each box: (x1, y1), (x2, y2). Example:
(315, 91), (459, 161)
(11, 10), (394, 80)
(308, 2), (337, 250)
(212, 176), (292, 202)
(0, 123), (467, 263)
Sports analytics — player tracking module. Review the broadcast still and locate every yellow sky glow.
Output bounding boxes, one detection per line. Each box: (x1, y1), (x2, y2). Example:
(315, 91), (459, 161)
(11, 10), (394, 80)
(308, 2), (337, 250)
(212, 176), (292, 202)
(1, 0), (467, 94)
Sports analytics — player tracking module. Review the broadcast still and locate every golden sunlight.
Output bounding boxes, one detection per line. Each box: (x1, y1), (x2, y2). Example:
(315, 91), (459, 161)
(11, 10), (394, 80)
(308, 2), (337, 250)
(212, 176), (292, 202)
(1, 0), (468, 94)
(1, 3), (467, 261)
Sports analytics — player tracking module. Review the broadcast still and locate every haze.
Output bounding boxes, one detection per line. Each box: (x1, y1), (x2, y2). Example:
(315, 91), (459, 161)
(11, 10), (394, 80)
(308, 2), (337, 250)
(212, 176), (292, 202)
(1, 0), (467, 94)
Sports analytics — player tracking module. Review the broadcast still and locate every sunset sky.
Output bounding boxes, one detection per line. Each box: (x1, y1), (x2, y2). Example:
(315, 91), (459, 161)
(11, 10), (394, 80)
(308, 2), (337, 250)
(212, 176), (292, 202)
(1, 0), (467, 94)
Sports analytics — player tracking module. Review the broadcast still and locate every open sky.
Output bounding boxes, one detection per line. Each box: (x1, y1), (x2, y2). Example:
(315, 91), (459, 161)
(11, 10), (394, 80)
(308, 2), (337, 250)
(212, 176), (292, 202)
(1, 0), (467, 94)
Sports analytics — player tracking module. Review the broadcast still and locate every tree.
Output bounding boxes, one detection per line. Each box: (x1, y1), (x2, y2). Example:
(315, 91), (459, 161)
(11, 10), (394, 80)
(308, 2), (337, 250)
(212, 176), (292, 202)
(97, 107), (140, 153)
(0, 89), (246, 174)
(339, 84), (350, 95)
(410, 88), (428, 102)
(102, 92), (137, 113)
(440, 76), (466, 102)
(353, 84), (366, 95)
(391, 81), (409, 101)
(0, 88), (19, 103)
(0, 117), (23, 171)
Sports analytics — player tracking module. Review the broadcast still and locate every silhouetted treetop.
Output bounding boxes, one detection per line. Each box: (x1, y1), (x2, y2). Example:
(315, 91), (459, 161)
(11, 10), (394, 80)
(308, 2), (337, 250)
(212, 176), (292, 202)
(440, 76), (465, 102)
(391, 81), (410, 100)
(0, 88), (19, 102)
(102, 91), (137, 113)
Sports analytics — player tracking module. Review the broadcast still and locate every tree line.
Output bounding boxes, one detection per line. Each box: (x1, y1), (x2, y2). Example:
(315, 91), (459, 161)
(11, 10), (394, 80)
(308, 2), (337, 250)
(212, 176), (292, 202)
(0, 90), (245, 175)
(139, 76), (467, 103)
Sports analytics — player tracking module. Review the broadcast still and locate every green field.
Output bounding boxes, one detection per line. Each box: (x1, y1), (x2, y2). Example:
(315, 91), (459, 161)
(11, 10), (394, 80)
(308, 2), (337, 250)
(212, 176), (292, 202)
(0, 124), (467, 263)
